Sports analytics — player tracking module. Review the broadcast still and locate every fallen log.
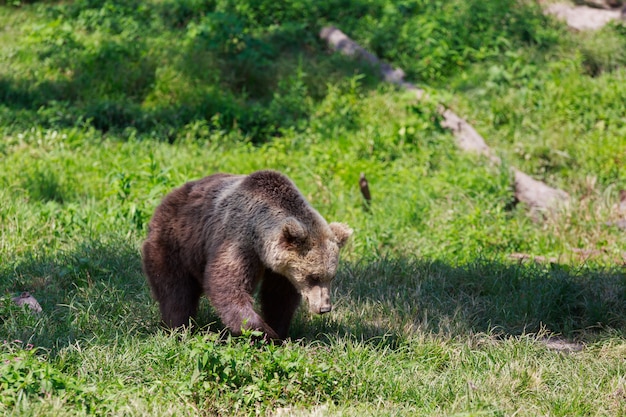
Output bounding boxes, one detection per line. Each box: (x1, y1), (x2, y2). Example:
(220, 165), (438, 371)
(320, 26), (569, 213)
(545, 3), (624, 30)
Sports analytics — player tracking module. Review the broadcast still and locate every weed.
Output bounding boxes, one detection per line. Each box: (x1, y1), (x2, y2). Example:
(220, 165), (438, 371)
(0, 341), (99, 413)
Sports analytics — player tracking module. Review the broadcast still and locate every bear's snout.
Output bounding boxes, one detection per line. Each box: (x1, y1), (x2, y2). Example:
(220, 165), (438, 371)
(303, 284), (333, 315)
(319, 305), (332, 314)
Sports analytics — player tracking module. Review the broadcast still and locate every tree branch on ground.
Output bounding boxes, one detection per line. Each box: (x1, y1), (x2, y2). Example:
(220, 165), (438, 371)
(320, 26), (569, 214)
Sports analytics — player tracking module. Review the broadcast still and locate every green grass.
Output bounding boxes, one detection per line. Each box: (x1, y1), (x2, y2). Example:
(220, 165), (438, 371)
(1, 0), (626, 415)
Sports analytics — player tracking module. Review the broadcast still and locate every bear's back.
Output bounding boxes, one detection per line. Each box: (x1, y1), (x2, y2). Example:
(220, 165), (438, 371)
(239, 170), (311, 218)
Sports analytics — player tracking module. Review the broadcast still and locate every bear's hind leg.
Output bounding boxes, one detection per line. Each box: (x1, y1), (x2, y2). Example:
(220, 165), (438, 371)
(157, 278), (202, 329)
(143, 243), (202, 329)
(260, 270), (302, 340)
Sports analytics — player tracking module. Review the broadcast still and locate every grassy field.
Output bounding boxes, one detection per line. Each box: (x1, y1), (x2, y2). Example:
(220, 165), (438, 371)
(1, 1), (626, 415)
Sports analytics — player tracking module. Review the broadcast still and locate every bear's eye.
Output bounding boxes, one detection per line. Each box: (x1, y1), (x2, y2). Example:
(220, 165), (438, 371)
(307, 274), (321, 284)
(285, 234), (306, 246)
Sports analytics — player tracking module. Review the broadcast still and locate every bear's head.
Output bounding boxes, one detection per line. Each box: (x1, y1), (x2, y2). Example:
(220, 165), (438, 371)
(265, 217), (352, 315)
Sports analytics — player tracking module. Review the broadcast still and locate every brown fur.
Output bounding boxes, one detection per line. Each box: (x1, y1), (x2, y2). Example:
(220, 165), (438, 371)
(142, 170), (352, 340)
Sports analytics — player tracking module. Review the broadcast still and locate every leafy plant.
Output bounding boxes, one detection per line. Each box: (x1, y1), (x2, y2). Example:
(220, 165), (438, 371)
(187, 333), (346, 414)
(0, 341), (99, 412)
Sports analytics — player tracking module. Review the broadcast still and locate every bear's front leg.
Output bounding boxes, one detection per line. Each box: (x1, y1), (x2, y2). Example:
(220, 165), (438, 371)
(260, 270), (301, 340)
(204, 247), (280, 340)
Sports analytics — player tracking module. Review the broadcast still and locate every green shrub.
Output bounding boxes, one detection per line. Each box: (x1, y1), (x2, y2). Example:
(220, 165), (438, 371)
(0, 341), (99, 412)
(188, 333), (347, 414)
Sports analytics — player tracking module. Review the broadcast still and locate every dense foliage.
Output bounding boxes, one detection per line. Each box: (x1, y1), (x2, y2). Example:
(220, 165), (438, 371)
(1, 0), (562, 137)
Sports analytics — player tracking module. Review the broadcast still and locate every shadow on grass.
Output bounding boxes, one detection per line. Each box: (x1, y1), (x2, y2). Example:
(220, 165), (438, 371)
(0, 55), (377, 143)
(291, 257), (626, 345)
(2, 240), (625, 350)
(0, 238), (155, 348)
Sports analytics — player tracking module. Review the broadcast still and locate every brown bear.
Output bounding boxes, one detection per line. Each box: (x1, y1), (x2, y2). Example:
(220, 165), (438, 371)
(141, 170), (352, 340)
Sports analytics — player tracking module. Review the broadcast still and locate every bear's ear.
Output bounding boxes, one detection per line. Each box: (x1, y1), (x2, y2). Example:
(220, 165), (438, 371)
(281, 218), (307, 247)
(329, 222), (353, 248)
